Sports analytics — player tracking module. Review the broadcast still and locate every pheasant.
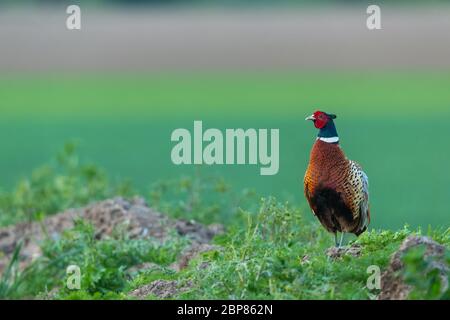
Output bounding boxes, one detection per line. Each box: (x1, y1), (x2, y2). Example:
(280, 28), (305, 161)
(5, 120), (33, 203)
(304, 111), (370, 247)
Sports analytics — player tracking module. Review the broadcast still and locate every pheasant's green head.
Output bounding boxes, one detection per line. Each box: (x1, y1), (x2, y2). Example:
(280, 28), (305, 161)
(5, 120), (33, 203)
(305, 110), (337, 129)
(306, 110), (339, 143)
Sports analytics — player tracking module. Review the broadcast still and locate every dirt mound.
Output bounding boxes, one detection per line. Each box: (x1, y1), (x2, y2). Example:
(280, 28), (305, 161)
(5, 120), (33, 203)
(326, 244), (362, 260)
(170, 243), (222, 272)
(129, 279), (192, 299)
(378, 235), (448, 300)
(0, 197), (224, 275)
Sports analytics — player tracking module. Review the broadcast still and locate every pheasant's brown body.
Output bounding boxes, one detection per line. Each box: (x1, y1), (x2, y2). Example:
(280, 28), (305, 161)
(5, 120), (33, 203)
(304, 140), (370, 236)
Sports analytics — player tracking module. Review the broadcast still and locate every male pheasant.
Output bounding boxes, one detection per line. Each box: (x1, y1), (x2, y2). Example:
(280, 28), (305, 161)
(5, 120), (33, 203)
(304, 111), (370, 247)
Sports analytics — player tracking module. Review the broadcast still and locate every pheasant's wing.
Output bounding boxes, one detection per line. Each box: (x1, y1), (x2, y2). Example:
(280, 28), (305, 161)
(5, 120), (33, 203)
(347, 160), (370, 232)
(303, 170), (316, 216)
(359, 168), (370, 230)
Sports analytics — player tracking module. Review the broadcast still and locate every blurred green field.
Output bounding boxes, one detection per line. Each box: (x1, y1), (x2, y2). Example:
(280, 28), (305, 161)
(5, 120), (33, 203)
(0, 72), (449, 230)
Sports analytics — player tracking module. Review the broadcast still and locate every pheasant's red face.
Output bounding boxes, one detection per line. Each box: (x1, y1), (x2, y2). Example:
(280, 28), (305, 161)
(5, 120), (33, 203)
(312, 111), (329, 129)
(305, 111), (330, 129)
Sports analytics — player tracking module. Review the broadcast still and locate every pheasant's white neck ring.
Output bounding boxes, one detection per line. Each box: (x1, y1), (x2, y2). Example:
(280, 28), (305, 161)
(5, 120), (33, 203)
(317, 136), (339, 143)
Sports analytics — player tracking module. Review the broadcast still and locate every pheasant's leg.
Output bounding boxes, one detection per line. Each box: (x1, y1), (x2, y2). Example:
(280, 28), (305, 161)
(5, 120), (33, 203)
(339, 232), (345, 248)
(334, 233), (339, 247)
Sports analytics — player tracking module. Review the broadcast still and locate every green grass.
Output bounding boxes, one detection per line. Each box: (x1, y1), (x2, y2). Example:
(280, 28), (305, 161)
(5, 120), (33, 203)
(0, 143), (134, 226)
(53, 203), (449, 300)
(1, 72), (450, 230)
(2, 72), (450, 119)
(177, 201), (448, 300)
(0, 148), (448, 300)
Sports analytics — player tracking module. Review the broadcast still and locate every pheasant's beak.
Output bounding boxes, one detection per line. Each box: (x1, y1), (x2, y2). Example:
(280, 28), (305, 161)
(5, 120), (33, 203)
(305, 115), (315, 121)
